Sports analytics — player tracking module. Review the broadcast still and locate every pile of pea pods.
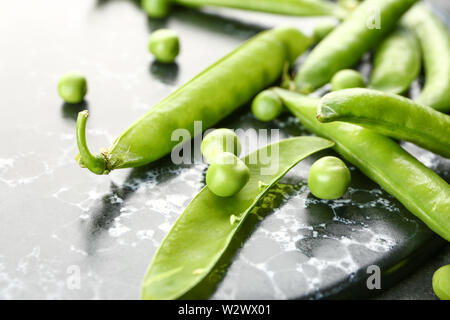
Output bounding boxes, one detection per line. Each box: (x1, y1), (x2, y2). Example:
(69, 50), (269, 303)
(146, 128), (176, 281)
(60, 0), (450, 300)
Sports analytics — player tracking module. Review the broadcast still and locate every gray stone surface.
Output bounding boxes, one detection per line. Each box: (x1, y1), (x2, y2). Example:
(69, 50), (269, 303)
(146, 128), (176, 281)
(0, 0), (448, 300)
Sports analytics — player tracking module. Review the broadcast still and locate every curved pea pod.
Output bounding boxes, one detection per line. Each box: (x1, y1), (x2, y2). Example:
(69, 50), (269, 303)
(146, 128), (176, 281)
(141, 136), (334, 300)
(403, 4), (450, 112)
(317, 88), (450, 158)
(274, 88), (450, 242)
(369, 27), (421, 95)
(294, 0), (418, 93)
(145, 0), (347, 18)
(76, 27), (311, 175)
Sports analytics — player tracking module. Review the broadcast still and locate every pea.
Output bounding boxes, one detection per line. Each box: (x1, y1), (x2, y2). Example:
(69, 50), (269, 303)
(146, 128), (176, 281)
(206, 152), (250, 197)
(331, 69), (365, 91)
(201, 129), (241, 163)
(148, 29), (179, 63)
(58, 72), (87, 104)
(251, 90), (283, 122)
(141, 0), (170, 18)
(308, 156), (350, 200)
(433, 265), (450, 300)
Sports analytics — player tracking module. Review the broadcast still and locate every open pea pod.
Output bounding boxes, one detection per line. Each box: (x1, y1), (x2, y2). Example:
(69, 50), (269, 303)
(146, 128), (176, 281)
(141, 136), (334, 300)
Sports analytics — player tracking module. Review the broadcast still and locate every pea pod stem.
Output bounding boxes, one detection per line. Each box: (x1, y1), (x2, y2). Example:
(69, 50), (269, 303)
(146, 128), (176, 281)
(317, 88), (450, 158)
(274, 88), (450, 242)
(76, 111), (107, 175)
(141, 136), (334, 300)
(294, 0), (418, 93)
(76, 27), (311, 175)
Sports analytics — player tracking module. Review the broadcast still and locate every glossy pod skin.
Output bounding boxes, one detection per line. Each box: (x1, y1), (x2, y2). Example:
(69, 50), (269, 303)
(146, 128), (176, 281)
(294, 0), (418, 93)
(317, 89), (450, 158)
(274, 88), (450, 241)
(403, 4), (450, 112)
(142, 0), (346, 19)
(76, 27), (311, 174)
(369, 27), (421, 95)
(312, 20), (338, 43)
(141, 137), (334, 300)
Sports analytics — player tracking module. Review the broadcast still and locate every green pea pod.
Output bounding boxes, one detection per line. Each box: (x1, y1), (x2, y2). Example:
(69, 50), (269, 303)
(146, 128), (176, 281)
(141, 136), (334, 300)
(369, 27), (421, 95)
(274, 88), (450, 242)
(76, 27), (311, 174)
(144, 0), (347, 18)
(317, 88), (450, 158)
(403, 4), (450, 112)
(294, 0), (418, 93)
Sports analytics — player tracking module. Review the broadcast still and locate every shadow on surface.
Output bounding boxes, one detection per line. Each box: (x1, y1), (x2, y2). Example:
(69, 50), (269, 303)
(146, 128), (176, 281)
(149, 61), (179, 85)
(181, 183), (300, 299)
(83, 154), (195, 255)
(61, 100), (89, 122)
(171, 7), (265, 38)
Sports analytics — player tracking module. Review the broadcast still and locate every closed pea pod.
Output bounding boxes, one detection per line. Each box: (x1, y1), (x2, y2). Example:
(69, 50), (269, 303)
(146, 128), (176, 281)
(370, 27), (421, 95)
(274, 88), (450, 241)
(317, 88), (450, 158)
(141, 136), (334, 300)
(312, 20), (338, 43)
(76, 27), (311, 174)
(142, 0), (347, 19)
(403, 3), (450, 112)
(294, 0), (417, 93)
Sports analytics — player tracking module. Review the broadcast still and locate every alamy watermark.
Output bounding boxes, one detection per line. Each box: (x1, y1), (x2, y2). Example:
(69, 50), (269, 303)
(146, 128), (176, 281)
(170, 121), (281, 175)
(366, 5), (381, 30)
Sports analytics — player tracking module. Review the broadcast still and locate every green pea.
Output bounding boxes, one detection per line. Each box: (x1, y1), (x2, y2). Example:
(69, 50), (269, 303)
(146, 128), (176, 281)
(251, 90), (283, 122)
(433, 265), (450, 300)
(141, 0), (171, 18)
(201, 129), (241, 163)
(312, 20), (337, 43)
(58, 72), (87, 104)
(308, 156), (350, 200)
(206, 152), (250, 197)
(331, 69), (365, 91)
(148, 29), (179, 63)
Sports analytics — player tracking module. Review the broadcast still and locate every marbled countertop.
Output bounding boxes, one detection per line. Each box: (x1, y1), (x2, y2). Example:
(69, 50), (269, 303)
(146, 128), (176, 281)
(0, 0), (448, 300)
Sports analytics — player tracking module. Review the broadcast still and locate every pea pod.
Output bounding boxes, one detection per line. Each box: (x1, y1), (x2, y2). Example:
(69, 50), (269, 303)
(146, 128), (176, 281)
(141, 136), (334, 300)
(317, 88), (450, 158)
(142, 0), (346, 19)
(403, 3), (450, 112)
(274, 88), (450, 241)
(369, 27), (421, 95)
(294, 0), (418, 93)
(76, 27), (311, 174)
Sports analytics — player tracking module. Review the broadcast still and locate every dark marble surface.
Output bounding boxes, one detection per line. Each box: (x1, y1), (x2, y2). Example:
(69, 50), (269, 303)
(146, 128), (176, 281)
(0, 0), (448, 300)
